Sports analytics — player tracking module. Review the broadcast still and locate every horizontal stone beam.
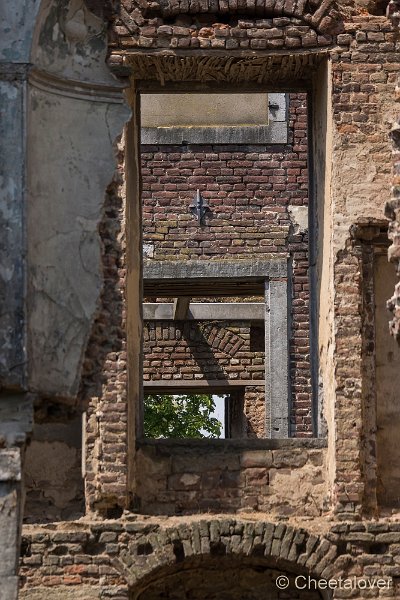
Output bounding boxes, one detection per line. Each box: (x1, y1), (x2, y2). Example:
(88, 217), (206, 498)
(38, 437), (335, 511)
(143, 258), (287, 280)
(143, 302), (265, 320)
(141, 122), (288, 145)
(143, 379), (263, 390)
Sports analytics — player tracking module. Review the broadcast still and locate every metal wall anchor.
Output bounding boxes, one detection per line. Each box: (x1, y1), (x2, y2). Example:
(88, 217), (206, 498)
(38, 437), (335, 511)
(189, 189), (211, 225)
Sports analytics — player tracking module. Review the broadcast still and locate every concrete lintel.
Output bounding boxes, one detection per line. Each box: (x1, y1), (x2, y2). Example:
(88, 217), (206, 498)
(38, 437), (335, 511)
(143, 302), (265, 320)
(144, 259), (287, 281)
(144, 379), (262, 390)
(265, 278), (289, 439)
(141, 122), (288, 145)
(138, 438), (327, 451)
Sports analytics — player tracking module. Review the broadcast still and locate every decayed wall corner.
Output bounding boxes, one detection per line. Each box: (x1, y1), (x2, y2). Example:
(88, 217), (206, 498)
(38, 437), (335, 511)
(27, 0), (131, 399)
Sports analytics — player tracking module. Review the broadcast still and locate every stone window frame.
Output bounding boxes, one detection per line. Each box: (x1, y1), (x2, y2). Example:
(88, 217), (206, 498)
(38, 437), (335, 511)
(140, 92), (288, 145)
(142, 258), (289, 438)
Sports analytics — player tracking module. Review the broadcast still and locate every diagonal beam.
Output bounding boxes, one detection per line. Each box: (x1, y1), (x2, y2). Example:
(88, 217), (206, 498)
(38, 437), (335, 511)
(173, 297), (191, 320)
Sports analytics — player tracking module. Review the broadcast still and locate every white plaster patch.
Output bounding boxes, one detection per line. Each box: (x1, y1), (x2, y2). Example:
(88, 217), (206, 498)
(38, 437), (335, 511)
(288, 205), (309, 234)
(143, 243), (154, 258)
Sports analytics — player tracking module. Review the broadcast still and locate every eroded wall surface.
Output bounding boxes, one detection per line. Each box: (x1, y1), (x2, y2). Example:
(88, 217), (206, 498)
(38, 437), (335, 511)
(19, 518), (400, 598)
(1, 1), (130, 597)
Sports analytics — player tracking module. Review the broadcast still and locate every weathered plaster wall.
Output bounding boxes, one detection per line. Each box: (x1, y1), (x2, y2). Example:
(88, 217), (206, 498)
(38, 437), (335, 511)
(27, 84), (128, 397)
(27, 0), (130, 399)
(1, 1), (130, 596)
(0, 74), (27, 390)
(0, 393), (33, 600)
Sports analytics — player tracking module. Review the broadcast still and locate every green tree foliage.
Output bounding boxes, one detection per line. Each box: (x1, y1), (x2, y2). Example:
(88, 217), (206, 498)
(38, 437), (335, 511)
(144, 393), (222, 438)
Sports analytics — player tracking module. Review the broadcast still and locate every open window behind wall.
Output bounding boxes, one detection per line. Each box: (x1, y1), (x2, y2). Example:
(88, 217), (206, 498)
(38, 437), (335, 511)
(143, 391), (244, 439)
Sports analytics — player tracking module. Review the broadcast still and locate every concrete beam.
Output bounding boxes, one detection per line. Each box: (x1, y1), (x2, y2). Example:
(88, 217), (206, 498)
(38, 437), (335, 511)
(141, 122), (288, 145)
(143, 302), (265, 320)
(144, 380), (262, 390)
(144, 258), (287, 280)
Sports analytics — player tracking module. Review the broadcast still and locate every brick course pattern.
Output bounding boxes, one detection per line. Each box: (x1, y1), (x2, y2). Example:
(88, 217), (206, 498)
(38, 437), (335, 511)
(79, 142), (130, 515)
(143, 322), (266, 436)
(329, 18), (400, 516)
(135, 443), (327, 514)
(12, 0), (400, 599)
(108, 0), (343, 55)
(19, 518), (400, 599)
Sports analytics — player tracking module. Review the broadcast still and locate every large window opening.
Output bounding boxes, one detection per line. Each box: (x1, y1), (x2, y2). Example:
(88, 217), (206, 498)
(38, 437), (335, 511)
(139, 89), (313, 440)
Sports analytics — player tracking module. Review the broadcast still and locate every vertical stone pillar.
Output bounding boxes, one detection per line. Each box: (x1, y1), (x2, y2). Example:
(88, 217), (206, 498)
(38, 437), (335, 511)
(333, 245), (365, 517)
(265, 276), (289, 438)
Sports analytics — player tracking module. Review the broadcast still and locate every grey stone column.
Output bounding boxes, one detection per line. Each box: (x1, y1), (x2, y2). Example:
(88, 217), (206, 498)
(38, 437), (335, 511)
(265, 277), (289, 438)
(0, 64), (29, 390)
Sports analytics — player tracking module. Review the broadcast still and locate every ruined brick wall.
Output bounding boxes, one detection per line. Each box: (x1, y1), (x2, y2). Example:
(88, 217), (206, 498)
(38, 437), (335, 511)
(135, 441), (326, 514)
(142, 94), (313, 438)
(19, 518), (400, 599)
(17, 1), (400, 599)
(329, 17), (400, 516)
(386, 0), (400, 339)
(108, 2), (341, 57)
(21, 11), (400, 526)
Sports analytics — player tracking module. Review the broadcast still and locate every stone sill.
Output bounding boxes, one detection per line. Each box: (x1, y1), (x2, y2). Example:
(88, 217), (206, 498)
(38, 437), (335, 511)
(137, 437), (327, 452)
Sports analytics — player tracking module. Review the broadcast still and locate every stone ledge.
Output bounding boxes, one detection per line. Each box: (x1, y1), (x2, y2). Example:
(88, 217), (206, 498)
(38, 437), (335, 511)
(137, 437), (327, 451)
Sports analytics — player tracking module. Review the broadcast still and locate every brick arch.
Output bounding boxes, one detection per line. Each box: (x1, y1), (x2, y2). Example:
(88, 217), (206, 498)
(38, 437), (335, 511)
(144, 321), (246, 356)
(112, 519), (339, 594)
(119, 0), (342, 36)
(197, 322), (247, 356)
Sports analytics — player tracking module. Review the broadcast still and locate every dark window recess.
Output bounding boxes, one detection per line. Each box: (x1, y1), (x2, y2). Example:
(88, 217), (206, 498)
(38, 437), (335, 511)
(250, 325), (265, 352)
